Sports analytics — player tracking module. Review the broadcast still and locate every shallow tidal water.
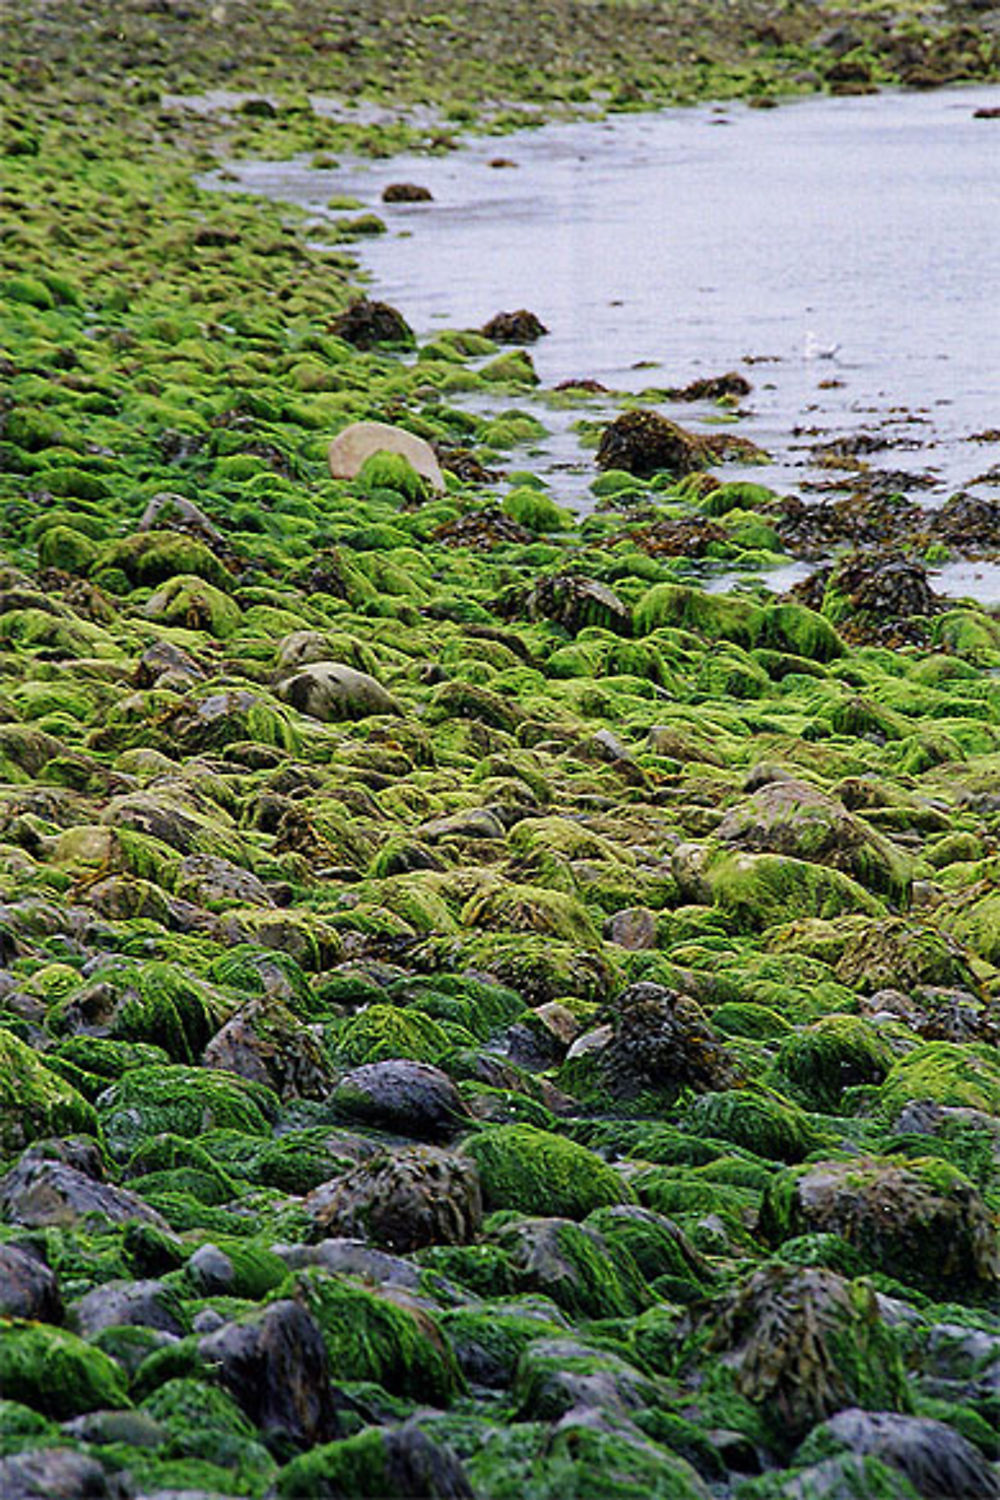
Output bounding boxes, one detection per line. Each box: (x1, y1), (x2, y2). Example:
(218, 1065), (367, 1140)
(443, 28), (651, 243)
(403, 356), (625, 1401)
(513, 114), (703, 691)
(212, 85), (1000, 599)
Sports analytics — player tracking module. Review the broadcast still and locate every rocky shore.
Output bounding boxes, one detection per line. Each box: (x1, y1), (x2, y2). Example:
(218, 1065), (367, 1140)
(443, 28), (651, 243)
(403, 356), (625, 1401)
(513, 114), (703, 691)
(1, 4), (999, 1499)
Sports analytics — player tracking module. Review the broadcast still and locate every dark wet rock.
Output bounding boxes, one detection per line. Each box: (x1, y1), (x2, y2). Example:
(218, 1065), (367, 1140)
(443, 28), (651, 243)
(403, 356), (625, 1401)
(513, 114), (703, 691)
(417, 807), (506, 842)
(596, 410), (704, 477)
(480, 308), (548, 343)
(0, 1449), (113, 1500)
(202, 997), (334, 1101)
(186, 1242), (235, 1295)
(797, 1408), (999, 1499)
(592, 982), (738, 1104)
(0, 1157), (169, 1230)
(197, 1298), (339, 1448)
(137, 491), (226, 552)
(277, 660), (401, 722)
(176, 853), (274, 909)
(68, 1278), (186, 1337)
(276, 1237), (424, 1291)
(512, 1335), (661, 1420)
(675, 1265), (909, 1446)
(333, 1060), (472, 1141)
(522, 573), (631, 636)
(134, 638), (206, 690)
(0, 1241), (63, 1322)
(307, 1145), (482, 1252)
(760, 1156), (999, 1295)
(382, 182), (433, 202)
(329, 297), (414, 348)
(666, 371), (752, 401)
(433, 507), (533, 549)
(278, 1421), (475, 1499)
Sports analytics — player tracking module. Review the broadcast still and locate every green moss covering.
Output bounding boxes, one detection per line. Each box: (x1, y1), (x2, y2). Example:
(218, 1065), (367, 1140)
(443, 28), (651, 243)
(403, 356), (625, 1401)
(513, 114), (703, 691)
(462, 1125), (634, 1218)
(275, 1268), (463, 1404)
(0, 1321), (130, 1418)
(0, 1029), (99, 1155)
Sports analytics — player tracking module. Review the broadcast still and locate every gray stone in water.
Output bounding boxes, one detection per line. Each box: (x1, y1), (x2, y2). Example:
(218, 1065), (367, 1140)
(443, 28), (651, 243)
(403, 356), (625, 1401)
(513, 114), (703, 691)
(327, 420), (444, 490)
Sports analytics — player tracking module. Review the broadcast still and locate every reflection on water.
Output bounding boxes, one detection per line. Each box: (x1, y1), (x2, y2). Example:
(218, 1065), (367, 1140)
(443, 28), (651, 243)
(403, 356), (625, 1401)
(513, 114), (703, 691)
(206, 86), (1000, 600)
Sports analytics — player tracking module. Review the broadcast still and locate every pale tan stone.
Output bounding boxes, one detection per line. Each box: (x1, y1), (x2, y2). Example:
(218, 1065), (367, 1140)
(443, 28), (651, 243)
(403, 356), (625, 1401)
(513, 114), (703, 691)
(327, 420), (444, 490)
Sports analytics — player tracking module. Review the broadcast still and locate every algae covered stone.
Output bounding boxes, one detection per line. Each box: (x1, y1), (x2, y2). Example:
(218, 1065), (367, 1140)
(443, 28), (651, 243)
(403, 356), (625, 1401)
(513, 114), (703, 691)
(461, 1124), (633, 1218)
(0, 1030), (98, 1156)
(760, 1156), (999, 1296)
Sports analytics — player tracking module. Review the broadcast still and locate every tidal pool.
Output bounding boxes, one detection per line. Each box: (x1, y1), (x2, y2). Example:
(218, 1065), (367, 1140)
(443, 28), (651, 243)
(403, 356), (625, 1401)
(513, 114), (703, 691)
(211, 85), (1000, 591)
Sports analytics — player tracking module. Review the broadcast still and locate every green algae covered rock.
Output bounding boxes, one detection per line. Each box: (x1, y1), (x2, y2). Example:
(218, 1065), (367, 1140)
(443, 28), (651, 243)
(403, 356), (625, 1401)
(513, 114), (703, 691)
(275, 1267), (464, 1405)
(771, 1016), (894, 1112)
(97, 1064), (278, 1159)
(671, 1265), (910, 1451)
(759, 1156), (999, 1297)
(466, 1412), (712, 1499)
(462, 1125), (633, 1218)
(333, 1004), (451, 1066)
(700, 850), (884, 932)
(277, 1424), (473, 1499)
(635, 583), (763, 647)
(491, 1215), (649, 1319)
(0, 1321), (130, 1418)
(875, 1042), (1000, 1120)
(98, 530), (232, 590)
(143, 574), (243, 637)
(461, 883), (601, 945)
(683, 1088), (821, 1163)
(0, 1030), (98, 1156)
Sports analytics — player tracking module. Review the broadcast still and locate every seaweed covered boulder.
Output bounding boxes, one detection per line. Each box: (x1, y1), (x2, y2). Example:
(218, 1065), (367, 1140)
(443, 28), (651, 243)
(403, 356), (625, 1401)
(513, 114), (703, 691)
(278, 1422), (474, 1500)
(275, 1266), (463, 1405)
(835, 917), (981, 995)
(561, 983), (739, 1108)
(760, 1157), (999, 1297)
(597, 410), (705, 477)
(795, 1408), (999, 1499)
(202, 997), (334, 1100)
(0, 1321), (130, 1418)
(307, 1145), (483, 1251)
(96, 1064), (278, 1159)
(670, 1265), (910, 1450)
(329, 300), (415, 350)
(490, 1215), (649, 1319)
(461, 1124), (632, 1218)
(714, 778), (913, 903)
(0, 1031), (98, 1156)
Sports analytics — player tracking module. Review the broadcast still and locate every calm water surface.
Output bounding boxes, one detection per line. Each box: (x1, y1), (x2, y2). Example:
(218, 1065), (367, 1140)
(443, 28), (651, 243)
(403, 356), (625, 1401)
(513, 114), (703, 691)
(212, 86), (1000, 597)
